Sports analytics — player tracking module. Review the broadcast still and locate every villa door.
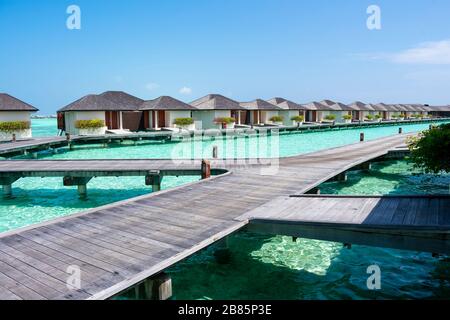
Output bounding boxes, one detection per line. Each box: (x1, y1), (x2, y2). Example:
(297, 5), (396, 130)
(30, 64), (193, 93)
(157, 110), (166, 128)
(105, 111), (120, 129)
(143, 111), (150, 129)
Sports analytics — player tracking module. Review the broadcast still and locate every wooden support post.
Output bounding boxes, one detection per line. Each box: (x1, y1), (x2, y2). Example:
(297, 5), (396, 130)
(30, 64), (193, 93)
(77, 184), (88, 199)
(145, 172), (163, 192)
(399, 127), (403, 134)
(354, 162), (372, 171)
(360, 132), (365, 142)
(212, 146), (218, 159)
(306, 187), (321, 195)
(63, 177), (92, 199)
(2, 184), (12, 199)
(343, 243), (352, 249)
(214, 237), (231, 264)
(201, 159), (211, 179)
(12, 134), (16, 143)
(1, 177), (20, 199)
(329, 171), (347, 182)
(143, 273), (172, 300)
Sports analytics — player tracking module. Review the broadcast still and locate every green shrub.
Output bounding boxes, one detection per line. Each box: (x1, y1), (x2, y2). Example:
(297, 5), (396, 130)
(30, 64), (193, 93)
(391, 114), (400, 119)
(0, 121), (31, 132)
(291, 115), (304, 122)
(173, 118), (194, 126)
(75, 119), (105, 129)
(375, 114), (382, 119)
(366, 114), (374, 120)
(269, 115), (284, 122)
(408, 123), (450, 173)
(343, 114), (353, 120)
(324, 114), (336, 121)
(214, 117), (236, 124)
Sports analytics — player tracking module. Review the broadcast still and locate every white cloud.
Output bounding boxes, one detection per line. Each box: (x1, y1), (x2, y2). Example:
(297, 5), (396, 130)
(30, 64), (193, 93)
(391, 40), (450, 64)
(357, 40), (450, 65)
(145, 82), (160, 91)
(179, 86), (192, 95)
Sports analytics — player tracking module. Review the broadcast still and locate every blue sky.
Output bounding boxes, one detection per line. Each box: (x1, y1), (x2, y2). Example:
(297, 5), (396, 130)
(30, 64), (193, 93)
(1, 0), (450, 114)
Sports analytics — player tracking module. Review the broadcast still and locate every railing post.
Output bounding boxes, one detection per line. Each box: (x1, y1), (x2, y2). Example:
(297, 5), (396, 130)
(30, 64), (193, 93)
(201, 159), (211, 179)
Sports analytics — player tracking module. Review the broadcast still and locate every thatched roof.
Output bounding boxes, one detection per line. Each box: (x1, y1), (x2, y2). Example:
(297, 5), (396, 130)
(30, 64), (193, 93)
(99, 91), (143, 109)
(347, 101), (376, 111)
(267, 97), (305, 110)
(301, 101), (333, 111)
(190, 94), (244, 110)
(239, 99), (282, 110)
(59, 91), (143, 112)
(141, 96), (196, 110)
(0, 93), (38, 112)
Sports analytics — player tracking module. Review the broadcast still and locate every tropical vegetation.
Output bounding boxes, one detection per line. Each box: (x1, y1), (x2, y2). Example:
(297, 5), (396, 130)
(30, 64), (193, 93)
(75, 119), (105, 129)
(408, 123), (450, 173)
(0, 121), (31, 132)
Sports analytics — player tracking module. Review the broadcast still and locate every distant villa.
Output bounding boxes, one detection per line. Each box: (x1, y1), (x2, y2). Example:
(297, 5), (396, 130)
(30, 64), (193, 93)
(1, 91), (450, 139)
(55, 91), (450, 135)
(0, 93), (38, 141)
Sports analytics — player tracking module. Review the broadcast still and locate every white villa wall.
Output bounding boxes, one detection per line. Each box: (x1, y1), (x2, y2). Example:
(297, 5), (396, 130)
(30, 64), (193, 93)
(319, 111), (347, 123)
(280, 110), (302, 126)
(0, 111), (31, 122)
(193, 110), (231, 129)
(64, 111), (105, 135)
(166, 110), (192, 127)
(0, 111), (33, 141)
(262, 111), (280, 124)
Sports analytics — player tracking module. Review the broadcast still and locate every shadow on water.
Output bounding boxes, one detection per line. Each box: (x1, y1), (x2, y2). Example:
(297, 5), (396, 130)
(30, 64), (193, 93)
(0, 188), (152, 209)
(161, 230), (450, 300)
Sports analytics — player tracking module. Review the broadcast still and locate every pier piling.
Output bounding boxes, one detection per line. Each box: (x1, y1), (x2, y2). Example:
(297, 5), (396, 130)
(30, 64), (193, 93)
(214, 237), (231, 264)
(202, 160), (211, 179)
(145, 172), (163, 192)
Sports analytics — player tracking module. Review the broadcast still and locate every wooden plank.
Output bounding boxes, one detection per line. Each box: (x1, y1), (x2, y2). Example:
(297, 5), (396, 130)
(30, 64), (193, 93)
(3, 133), (439, 301)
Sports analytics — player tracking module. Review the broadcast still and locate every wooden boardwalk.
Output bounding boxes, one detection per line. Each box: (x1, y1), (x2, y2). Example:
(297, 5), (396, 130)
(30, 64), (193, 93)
(0, 159), (212, 177)
(0, 133), (447, 300)
(1, 117), (446, 158)
(241, 195), (450, 254)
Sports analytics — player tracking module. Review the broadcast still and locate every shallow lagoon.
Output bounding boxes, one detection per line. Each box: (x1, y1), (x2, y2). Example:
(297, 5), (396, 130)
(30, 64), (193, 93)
(2, 120), (450, 300)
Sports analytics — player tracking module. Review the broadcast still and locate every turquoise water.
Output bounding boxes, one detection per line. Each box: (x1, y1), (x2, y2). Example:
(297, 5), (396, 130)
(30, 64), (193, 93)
(163, 160), (450, 300)
(31, 118), (58, 137)
(1, 120), (449, 232)
(33, 121), (450, 160)
(2, 120), (450, 300)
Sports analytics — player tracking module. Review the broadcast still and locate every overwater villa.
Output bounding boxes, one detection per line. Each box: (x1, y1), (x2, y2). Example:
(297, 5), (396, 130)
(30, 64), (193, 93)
(56, 90), (450, 135)
(239, 99), (283, 126)
(57, 91), (144, 135)
(267, 97), (306, 126)
(140, 96), (197, 131)
(190, 94), (245, 129)
(0, 93), (39, 141)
